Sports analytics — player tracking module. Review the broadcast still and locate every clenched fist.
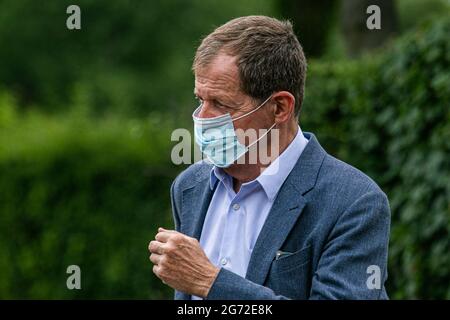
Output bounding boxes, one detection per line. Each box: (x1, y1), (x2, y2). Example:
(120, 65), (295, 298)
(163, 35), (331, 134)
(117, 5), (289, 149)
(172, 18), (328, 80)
(148, 227), (220, 298)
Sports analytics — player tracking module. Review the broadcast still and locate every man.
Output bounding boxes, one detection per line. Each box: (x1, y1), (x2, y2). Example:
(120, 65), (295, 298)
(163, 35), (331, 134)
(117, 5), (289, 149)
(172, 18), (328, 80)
(148, 16), (390, 300)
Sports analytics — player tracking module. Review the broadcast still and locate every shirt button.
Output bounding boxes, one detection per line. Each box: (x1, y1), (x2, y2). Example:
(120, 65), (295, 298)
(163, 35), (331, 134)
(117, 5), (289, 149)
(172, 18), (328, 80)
(220, 258), (228, 266)
(232, 203), (240, 211)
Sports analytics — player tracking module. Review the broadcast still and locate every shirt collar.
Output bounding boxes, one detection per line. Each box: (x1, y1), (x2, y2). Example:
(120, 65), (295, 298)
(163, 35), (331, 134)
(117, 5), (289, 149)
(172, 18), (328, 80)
(256, 126), (308, 200)
(209, 165), (229, 190)
(209, 126), (309, 200)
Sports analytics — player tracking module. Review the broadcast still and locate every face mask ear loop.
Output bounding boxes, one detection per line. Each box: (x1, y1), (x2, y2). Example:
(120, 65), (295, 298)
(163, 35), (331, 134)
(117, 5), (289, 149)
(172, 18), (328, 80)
(231, 95), (273, 122)
(246, 122), (277, 149)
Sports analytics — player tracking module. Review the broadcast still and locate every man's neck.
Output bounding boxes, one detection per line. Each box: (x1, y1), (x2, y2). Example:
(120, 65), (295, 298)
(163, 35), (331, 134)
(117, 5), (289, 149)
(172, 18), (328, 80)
(225, 124), (298, 193)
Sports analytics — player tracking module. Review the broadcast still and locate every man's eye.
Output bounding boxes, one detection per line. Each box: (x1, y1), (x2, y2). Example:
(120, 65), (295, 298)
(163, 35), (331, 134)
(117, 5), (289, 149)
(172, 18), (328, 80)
(214, 100), (227, 108)
(194, 96), (203, 104)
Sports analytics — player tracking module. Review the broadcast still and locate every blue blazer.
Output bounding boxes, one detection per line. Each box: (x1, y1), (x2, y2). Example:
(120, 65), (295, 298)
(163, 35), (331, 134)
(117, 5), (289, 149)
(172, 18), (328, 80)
(170, 132), (390, 299)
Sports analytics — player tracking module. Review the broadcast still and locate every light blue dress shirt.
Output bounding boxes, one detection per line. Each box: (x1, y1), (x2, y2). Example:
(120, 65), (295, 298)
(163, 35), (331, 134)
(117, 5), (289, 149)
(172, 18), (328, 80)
(192, 126), (308, 299)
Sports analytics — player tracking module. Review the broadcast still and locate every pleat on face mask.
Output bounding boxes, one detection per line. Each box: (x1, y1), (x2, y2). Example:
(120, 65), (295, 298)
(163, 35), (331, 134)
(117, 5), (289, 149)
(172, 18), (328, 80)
(192, 95), (275, 168)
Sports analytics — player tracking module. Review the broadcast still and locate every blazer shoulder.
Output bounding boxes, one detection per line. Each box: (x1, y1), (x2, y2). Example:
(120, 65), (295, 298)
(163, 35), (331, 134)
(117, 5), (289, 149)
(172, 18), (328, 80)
(320, 153), (387, 200)
(172, 160), (213, 193)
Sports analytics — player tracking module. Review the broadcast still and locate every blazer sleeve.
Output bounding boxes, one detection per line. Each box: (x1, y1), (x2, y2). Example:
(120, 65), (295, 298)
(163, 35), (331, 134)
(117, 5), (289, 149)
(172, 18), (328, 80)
(309, 190), (391, 299)
(206, 190), (390, 300)
(170, 178), (181, 232)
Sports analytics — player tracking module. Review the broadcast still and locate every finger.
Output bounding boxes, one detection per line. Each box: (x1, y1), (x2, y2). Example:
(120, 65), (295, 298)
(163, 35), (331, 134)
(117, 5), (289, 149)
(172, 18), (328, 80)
(153, 264), (160, 277)
(149, 253), (162, 265)
(155, 230), (177, 243)
(148, 240), (165, 254)
(152, 265), (167, 285)
(158, 227), (175, 233)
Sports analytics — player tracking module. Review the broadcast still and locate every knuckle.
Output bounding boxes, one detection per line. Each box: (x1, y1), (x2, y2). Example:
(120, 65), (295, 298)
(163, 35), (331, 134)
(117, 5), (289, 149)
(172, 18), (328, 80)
(186, 236), (198, 246)
(172, 234), (183, 243)
(159, 255), (168, 267)
(164, 245), (173, 254)
(158, 266), (167, 278)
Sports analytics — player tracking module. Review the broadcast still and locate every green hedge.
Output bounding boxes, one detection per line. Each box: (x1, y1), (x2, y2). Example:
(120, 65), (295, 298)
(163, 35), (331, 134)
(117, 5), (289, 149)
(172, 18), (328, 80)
(301, 17), (450, 299)
(0, 107), (178, 298)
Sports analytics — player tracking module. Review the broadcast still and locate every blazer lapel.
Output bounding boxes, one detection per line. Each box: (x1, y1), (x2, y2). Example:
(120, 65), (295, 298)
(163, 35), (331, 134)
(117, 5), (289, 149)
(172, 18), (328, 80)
(245, 133), (326, 284)
(245, 186), (307, 284)
(181, 176), (215, 240)
(177, 171), (214, 300)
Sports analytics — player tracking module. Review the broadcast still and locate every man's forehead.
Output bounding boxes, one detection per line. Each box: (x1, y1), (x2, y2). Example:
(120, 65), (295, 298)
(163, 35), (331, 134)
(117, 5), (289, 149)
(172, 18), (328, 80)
(194, 76), (237, 95)
(198, 53), (238, 77)
(194, 54), (240, 95)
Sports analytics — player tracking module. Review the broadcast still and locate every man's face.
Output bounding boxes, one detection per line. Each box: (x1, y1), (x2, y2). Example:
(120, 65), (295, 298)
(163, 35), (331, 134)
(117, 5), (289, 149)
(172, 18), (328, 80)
(194, 53), (274, 135)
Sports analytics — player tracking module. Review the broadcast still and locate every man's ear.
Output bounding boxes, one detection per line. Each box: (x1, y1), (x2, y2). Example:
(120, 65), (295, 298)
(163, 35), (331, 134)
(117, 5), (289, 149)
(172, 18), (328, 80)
(272, 91), (295, 123)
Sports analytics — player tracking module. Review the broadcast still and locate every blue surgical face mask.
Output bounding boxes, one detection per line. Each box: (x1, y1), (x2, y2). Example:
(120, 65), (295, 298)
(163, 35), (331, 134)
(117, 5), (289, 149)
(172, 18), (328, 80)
(192, 95), (275, 168)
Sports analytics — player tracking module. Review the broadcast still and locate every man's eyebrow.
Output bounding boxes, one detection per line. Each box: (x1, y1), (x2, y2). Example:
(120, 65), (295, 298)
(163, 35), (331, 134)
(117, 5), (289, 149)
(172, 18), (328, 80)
(193, 89), (214, 101)
(193, 89), (236, 107)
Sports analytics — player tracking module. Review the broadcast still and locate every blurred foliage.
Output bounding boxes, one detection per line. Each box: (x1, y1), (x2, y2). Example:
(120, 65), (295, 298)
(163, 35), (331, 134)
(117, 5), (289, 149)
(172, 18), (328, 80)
(340, 0), (398, 57)
(396, 0), (450, 32)
(0, 0), (449, 299)
(302, 17), (450, 299)
(323, 0), (450, 60)
(277, 0), (338, 57)
(0, 0), (275, 118)
(0, 103), (179, 298)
